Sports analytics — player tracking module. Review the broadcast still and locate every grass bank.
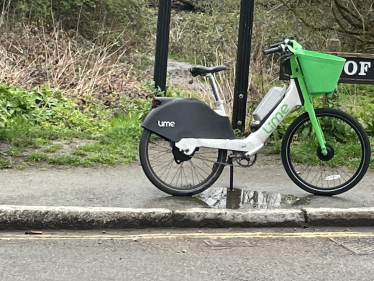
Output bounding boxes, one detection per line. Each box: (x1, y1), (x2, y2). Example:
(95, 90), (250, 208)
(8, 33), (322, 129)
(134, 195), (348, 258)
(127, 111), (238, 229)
(0, 84), (151, 169)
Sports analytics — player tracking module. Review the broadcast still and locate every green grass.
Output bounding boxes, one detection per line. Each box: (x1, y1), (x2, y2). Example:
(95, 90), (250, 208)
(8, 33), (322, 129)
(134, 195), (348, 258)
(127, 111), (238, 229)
(33, 138), (52, 148)
(0, 83), (148, 169)
(43, 144), (63, 153)
(0, 110), (143, 168)
(0, 155), (12, 169)
(264, 136), (371, 170)
(47, 155), (82, 166)
(7, 147), (21, 156)
(71, 150), (88, 157)
(25, 152), (49, 162)
(287, 139), (362, 169)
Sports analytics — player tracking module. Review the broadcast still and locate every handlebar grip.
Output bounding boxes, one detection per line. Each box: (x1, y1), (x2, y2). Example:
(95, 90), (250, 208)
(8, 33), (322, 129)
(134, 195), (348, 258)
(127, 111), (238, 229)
(263, 45), (282, 55)
(269, 41), (283, 48)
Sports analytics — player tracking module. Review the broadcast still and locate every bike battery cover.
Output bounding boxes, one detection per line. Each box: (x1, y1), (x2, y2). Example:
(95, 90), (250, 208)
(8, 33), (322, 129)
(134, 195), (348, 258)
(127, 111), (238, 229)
(252, 85), (286, 122)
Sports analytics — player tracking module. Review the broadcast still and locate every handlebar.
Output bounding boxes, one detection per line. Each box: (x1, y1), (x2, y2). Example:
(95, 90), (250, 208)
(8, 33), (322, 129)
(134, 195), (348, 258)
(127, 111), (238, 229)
(263, 45), (283, 55)
(263, 39), (301, 56)
(269, 41), (283, 49)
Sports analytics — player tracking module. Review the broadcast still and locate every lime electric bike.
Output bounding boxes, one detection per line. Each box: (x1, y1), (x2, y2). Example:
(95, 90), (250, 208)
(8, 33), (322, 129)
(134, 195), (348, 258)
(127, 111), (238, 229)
(139, 39), (371, 196)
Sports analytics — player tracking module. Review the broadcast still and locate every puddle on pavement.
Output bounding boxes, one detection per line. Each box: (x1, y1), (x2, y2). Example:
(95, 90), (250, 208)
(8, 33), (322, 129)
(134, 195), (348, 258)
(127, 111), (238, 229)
(195, 188), (312, 210)
(144, 188), (311, 210)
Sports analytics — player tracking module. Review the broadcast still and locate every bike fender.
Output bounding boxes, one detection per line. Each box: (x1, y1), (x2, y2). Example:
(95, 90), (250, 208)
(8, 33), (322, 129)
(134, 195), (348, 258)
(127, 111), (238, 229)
(142, 98), (235, 142)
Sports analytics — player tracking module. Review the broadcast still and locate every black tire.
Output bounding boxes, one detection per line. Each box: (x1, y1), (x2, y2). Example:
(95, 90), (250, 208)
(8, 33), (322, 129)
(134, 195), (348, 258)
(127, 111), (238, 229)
(139, 129), (227, 196)
(281, 108), (371, 195)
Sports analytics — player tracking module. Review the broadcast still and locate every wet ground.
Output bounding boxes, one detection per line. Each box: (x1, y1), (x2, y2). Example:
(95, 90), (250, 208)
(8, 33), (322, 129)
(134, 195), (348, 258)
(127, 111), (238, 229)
(1, 155), (374, 209)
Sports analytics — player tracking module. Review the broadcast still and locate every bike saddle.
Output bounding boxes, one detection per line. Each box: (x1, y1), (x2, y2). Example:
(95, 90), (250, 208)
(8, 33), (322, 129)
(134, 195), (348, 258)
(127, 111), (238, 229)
(189, 65), (227, 77)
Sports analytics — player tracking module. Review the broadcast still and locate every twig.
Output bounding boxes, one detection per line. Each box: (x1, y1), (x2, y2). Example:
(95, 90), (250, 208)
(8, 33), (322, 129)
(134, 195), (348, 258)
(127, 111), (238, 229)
(267, 3), (286, 14)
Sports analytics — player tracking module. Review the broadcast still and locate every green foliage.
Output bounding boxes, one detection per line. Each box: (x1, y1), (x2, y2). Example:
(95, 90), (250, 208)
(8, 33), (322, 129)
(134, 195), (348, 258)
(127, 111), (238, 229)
(25, 152), (49, 162)
(0, 83), (157, 168)
(0, 155), (12, 169)
(338, 96), (374, 136)
(47, 155), (82, 166)
(0, 85), (108, 132)
(43, 144), (63, 153)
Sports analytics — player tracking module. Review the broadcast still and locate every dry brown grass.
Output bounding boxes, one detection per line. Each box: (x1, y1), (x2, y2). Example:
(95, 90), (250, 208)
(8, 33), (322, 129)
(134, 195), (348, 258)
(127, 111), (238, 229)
(0, 24), (149, 101)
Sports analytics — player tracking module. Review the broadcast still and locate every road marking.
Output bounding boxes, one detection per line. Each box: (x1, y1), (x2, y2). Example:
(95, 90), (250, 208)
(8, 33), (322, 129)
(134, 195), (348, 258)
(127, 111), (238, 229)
(1, 232), (374, 240)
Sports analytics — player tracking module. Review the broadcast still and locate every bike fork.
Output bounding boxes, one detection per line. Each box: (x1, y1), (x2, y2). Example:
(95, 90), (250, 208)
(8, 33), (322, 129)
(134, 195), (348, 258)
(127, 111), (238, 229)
(304, 95), (328, 155)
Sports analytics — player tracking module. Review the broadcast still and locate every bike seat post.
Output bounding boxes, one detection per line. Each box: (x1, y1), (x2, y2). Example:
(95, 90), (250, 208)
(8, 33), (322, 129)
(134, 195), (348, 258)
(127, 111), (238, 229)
(207, 73), (227, 116)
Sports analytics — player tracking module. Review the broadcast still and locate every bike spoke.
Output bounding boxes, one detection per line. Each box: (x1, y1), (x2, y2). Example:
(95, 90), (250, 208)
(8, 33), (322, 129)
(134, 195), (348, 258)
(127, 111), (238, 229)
(148, 151), (172, 162)
(190, 161), (207, 182)
(169, 164), (182, 186)
(155, 159), (174, 176)
(190, 162), (195, 187)
(285, 111), (368, 193)
(190, 159), (211, 176)
(142, 130), (227, 194)
(192, 156), (215, 170)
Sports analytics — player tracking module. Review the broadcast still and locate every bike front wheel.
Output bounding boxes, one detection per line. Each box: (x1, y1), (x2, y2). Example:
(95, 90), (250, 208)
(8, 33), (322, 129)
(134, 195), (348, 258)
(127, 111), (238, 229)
(139, 129), (227, 196)
(281, 108), (371, 195)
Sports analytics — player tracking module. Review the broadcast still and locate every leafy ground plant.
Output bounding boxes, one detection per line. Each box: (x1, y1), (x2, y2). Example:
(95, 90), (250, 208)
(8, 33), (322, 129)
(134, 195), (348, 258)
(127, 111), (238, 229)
(0, 84), (148, 169)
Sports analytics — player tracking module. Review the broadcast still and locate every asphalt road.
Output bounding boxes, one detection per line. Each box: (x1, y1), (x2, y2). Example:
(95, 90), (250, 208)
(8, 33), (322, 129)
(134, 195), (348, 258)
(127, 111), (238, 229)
(1, 155), (374, 210)
(1, 227), (374, 281)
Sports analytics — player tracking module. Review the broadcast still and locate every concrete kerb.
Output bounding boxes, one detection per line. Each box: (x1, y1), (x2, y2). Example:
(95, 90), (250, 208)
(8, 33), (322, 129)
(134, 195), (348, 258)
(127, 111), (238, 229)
(303, 207), (374, 226)
(0, 206), (173, 230)
(0, 205), (374, 229)
(173, 208), (305, 228)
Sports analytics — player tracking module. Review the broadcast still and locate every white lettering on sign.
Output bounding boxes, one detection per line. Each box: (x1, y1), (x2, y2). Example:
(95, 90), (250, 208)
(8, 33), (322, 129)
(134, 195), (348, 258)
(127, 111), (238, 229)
(359, 62), (371, 76)
(344, 61), (358, 76)
(344, 61), (372, 76)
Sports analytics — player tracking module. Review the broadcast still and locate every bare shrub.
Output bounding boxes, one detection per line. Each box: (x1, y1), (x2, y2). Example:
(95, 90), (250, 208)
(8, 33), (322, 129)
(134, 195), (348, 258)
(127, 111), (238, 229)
(166, 1), (291, 121)
(0, 24), (149, 102)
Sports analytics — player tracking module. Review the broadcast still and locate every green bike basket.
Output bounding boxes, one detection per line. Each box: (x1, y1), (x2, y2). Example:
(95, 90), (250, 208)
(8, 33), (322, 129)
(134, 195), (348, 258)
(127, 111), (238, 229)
(298, 50), (346, 96)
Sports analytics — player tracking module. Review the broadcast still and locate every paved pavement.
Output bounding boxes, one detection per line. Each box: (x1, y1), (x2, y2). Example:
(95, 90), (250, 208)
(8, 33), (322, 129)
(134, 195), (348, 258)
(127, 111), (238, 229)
(1, 156), (374, 210)
(1, 155), (374, 229)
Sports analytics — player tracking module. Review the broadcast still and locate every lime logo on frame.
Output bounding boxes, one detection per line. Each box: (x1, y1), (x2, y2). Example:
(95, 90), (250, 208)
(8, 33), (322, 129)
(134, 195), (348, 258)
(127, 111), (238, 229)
(158, 120), (175, 128)
(262, 104), (289, 134)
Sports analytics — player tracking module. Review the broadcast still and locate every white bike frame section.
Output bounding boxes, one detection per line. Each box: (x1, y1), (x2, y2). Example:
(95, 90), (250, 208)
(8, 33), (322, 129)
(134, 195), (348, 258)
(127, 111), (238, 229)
(176, 79), (302, 156)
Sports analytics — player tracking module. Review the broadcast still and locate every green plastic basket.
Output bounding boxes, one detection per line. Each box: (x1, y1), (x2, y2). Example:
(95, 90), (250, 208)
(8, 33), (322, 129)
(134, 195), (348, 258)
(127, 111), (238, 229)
(298, 50), (346, 96)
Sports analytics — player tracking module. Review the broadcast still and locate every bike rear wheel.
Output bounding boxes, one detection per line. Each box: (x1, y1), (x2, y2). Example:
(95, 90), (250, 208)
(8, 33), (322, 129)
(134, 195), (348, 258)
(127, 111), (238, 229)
(139, 129), (227, 196)
(281, 108), (370, 195)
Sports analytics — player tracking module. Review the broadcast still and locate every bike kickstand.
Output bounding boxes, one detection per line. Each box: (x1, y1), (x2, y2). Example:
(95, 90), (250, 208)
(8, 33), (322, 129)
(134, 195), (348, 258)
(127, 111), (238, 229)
(227, 157), (234, 191)
(230, 165), (234, 191)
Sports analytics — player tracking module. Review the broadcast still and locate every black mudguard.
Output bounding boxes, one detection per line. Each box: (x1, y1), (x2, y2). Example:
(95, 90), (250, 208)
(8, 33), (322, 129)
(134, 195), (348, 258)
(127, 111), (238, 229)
(142, 98), (235, 142)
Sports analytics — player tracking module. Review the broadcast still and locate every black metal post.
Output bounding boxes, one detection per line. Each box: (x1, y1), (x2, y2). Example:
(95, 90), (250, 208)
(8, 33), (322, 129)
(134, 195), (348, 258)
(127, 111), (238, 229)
(154, 0), (171, 93)
(232, 0), (255, 132)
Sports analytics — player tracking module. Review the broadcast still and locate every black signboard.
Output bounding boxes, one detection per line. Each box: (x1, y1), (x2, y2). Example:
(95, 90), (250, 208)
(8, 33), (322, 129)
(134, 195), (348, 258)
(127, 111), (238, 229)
(280, 53), (374, 84)
(336, 54), (374, 84)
